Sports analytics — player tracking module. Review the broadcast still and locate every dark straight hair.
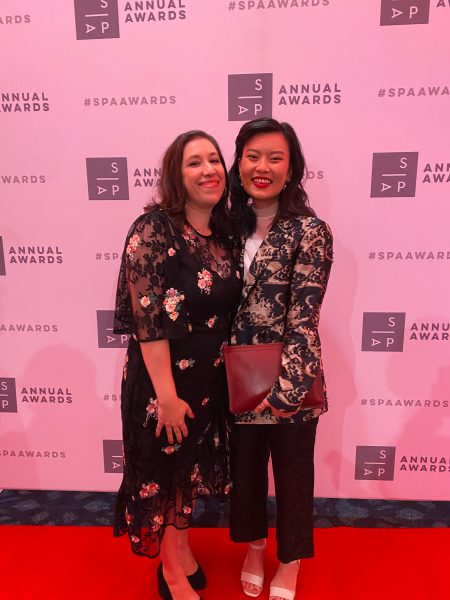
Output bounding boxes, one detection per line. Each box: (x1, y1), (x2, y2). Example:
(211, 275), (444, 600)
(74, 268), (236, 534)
(145, 130), (231, 234)
(229, 117), (315, 236)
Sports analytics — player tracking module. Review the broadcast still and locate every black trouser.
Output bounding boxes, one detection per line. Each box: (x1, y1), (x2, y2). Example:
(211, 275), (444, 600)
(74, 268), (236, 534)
(230, 418), (318, 563)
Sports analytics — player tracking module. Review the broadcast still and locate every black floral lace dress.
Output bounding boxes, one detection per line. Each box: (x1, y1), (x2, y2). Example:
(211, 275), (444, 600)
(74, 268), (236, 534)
(113, 208), (241, 558)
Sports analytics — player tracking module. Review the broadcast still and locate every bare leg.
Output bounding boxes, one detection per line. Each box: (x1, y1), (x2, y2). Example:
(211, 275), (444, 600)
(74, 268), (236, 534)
(160, 526), (199, 600)
(176, 528), (199, 576)
(241, 538), (266, 597)
(269, 560), (300, 600)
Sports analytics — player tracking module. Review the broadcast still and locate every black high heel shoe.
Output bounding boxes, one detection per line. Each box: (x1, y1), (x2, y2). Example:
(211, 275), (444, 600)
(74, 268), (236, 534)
(157, 563), (205, 600)
(187, 563), (206, 590)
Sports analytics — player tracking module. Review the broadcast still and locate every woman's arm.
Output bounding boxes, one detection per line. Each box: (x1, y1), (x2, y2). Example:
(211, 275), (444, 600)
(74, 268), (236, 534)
(256, 219), (333, 416)
(140, 340), (194, 444)
(123, 213), (194, 442)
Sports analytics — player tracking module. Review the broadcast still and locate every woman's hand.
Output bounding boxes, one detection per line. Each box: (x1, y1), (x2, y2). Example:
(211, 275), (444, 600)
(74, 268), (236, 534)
(254, 399), (288, 418)
(155, 397), (195, 444)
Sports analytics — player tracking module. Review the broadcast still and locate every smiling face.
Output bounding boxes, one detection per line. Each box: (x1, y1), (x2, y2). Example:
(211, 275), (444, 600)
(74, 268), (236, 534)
(239, 131), (291, 207)
(181, 137), (226, 211)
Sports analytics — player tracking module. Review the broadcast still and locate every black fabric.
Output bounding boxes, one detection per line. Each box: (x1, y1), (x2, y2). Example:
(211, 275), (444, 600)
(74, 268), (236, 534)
(112, 209), (242, 558)
(230, 419), (318, 563)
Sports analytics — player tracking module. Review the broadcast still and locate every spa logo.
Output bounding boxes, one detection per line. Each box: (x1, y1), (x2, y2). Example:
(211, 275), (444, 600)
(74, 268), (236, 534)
(370, 152), (418, 197)
(228, 73), (273, 121)
(361, 312), (406, 352)
(74, 0), (120, 40)
(97, 310), (130, 348)
(103, 439), (123, 473)
(380, 0), (430, 25)
(0, 237), (5, 275)
(0, 378), (17, 413)
(355, 446), (396, 481)
(86, 157), (129, 200)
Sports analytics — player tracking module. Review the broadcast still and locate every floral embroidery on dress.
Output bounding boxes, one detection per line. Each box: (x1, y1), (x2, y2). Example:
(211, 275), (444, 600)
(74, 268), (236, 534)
(139, 293), (158, 308)
(179, 222), (233, 278)
(125, 507), (133, 524)
(139, 481), (160, 499)
(113, 210), (241, 558)
(123, 353), (129, 381)
(176, 358), (195, 370)
(144, 397), (158, 426)
(126, 233), (142, 258)
(224, 482), (233, 495)
(195, 423), (211, 445)
(196, 482), (209, 495)
(190, 463), (203, 483)
(197, 269), (213, 294)
(162, 288), (185, 321)
(206, 315), (217, 329)
(151, 515), (164, 532)
(236, 270), (241, 279)
(213, 341), (226, 367)
(161, 443), (181, 455)
(182, 224), (197, 247)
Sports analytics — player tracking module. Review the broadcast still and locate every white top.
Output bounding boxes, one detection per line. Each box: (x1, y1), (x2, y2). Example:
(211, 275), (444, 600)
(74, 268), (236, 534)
(244, 233), (264, 280)
(243, 207), (277, 280)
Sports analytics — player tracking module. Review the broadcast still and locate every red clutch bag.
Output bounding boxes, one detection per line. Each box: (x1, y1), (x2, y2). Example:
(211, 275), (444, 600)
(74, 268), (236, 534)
(223, 342), (324, 415)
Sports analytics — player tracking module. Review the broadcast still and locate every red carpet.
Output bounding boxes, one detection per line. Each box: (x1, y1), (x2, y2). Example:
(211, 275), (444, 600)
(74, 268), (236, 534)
(1, 526), (447, 599)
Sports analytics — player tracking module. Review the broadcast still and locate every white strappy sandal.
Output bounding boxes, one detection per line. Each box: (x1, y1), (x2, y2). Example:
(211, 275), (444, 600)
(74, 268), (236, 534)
(269, 559), (300, 600)
(240, 539), (267, 598)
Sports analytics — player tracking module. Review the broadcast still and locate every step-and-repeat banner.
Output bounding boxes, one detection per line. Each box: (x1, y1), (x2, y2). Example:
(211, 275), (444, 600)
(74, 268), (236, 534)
(1, 1), (449, 500)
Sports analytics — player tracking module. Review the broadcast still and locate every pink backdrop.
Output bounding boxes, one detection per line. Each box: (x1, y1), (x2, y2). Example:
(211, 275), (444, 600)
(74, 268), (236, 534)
(1, 0), (449, 500)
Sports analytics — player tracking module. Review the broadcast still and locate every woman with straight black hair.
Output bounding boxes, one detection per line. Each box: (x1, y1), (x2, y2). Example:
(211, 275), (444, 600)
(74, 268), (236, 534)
(228, 117), (333, 600)
(113, 130), (241, 600)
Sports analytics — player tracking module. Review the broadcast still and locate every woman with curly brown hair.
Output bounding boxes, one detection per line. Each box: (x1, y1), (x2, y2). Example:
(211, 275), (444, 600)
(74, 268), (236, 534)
(113, 130), (241, 600)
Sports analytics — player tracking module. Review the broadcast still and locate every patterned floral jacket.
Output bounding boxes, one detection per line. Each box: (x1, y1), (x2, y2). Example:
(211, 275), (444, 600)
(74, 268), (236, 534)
(231, 215), (333, 424)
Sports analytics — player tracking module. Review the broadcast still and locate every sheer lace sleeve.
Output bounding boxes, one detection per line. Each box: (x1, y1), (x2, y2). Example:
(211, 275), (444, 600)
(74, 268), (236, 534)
(114, 211), (188, 342)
